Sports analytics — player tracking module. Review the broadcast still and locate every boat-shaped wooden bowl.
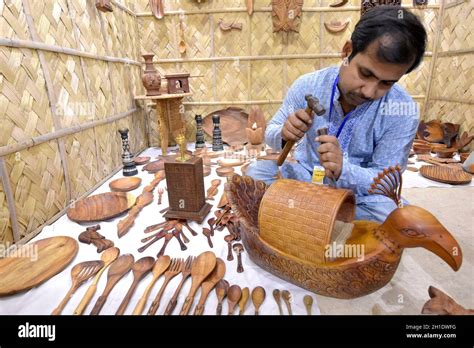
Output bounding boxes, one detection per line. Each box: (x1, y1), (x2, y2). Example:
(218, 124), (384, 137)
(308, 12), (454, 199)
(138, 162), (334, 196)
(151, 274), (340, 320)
(419, 165), (472, 185)
(216, 166), (235, 177)
(435, 148), (456, 159)
(109, 177), (142, 192)
(413, 144), (431, 154)
(67, 192), (136, 223)
(134, 156), (151, 165)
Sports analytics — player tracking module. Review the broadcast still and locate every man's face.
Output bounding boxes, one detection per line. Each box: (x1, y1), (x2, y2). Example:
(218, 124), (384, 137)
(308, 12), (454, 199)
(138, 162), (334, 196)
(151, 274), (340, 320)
(338, 40), (413, 107)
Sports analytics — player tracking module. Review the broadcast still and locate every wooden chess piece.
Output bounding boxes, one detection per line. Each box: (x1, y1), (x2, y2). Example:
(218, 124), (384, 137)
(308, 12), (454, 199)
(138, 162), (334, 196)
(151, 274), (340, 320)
(212, 114), (224, 151)
(195, 114), (206, 149)
(118, 128), (138, 176)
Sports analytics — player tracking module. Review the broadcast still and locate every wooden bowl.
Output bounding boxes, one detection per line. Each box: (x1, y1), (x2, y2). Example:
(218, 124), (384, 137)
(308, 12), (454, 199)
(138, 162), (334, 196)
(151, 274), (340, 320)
(435, 148), (456, 159)
(413, 144), (431, 155)
(142, 160), (165, 173)
(67, 192), (136, 223)
(460, 152), (469, 163)
(216, 166), (235, 177)
(203, 166), (211, 177)
(218, 158), (245, 167)
(109, 177), (142, 192)
(134, 156), (150, 165)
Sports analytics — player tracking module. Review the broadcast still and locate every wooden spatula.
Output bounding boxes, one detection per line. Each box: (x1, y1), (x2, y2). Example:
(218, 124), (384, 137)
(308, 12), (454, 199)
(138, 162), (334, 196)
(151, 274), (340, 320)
(238, 287), (250, 315)
(251, 286), (266, 315)
(73, 247), (120, 315)
(90, 254), (135, 315)
(179, 251), (217, 315)
(116, 257), (155, 315)
(51, 260), (104, 315)
(132, 255), (171, 315)
(194, 258), (226, 315)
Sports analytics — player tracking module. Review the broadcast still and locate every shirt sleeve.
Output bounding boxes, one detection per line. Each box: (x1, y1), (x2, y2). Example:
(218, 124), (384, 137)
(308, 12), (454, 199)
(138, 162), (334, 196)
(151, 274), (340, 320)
(333, 113), (418, 196)
(265, 77), (306, 151)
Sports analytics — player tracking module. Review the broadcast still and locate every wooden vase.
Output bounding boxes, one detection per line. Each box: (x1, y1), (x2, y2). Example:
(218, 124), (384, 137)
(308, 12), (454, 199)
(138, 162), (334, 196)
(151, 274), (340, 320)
(141, 54), (161, 96)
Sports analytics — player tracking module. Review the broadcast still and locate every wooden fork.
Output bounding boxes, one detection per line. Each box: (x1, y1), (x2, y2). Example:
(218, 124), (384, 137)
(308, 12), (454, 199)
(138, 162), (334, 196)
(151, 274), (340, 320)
(163, 256), (195, 315)
(157, 187), (166, 205)
(147, 258), (184, 315)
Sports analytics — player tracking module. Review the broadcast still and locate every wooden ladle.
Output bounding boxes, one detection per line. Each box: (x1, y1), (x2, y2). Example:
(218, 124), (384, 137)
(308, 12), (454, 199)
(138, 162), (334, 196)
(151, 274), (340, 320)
(273, 289), (283, 315)
(215, 279), (229, 315)
(51, 260), (104, 315)
(239, 287), (250, 315)
(227, 284), (242, 315)
(73, 247), (120, 315)
(194, 258), (226, 315)
(251, 286), (266, 315)
(116, 257), (155, 315)
(179, 251), (217, 315)
(303, 295), (313, 315)
(282, 290), (293, 315)
(90, 254), (135, 315)
(132, 255), (171, 315)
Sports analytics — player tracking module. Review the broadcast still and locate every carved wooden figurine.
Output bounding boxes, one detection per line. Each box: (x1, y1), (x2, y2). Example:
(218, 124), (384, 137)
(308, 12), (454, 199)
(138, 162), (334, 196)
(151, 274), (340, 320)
(225, 166), (463, 299)
(422, 286), (474, 315)
(78, 225), (114, 253)
(271, 0), (304, 33)
(246, 105), (266, 152)
(195, 114), (206, 149)
(212, 114), (224, 151)
(118, 128), (138, 176)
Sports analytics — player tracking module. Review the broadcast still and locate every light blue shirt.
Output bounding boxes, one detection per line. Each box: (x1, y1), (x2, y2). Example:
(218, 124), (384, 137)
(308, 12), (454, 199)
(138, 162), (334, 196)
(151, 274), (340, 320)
(265, 65), (419, 203)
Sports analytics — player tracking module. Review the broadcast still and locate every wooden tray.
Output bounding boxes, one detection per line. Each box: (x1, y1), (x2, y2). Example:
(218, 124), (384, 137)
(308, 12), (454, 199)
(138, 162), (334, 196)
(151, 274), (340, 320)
(202, 107), (248, 146)
(109, 177), (142, 192)
(419, 165), (472, 185)
(67, 192), (136, 222)
(0, 236), (78, 296)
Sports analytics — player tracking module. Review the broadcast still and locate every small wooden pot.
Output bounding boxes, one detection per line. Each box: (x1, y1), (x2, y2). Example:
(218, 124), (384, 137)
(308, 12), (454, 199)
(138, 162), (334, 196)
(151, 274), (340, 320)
(216, 167), (235, 177)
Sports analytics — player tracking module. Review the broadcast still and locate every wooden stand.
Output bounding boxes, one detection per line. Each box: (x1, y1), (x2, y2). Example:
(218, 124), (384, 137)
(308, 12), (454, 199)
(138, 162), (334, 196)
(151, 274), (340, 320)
(164, 156), (211, 223)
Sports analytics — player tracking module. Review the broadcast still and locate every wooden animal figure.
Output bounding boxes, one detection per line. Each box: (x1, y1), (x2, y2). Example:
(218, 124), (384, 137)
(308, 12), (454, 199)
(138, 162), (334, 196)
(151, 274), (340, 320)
(78, 225), (114, 253)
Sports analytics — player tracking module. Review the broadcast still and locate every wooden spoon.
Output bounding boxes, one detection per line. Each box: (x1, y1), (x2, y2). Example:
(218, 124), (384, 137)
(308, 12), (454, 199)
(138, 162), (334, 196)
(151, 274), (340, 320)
(51, 260), (104, 315)
(194, 258), (226, 315)
(238, 287), (250, 315)
(227, 285), (242, 315)
(178, 16), (186, 54)
(90, 254), (135, 315)
(303, 295), (313, 315)
(132, 255), (171, 315)
(273, 289), (283, 315)
(116, 257), (155, 315)
(215, 279), (229, 315)
(251, 286), (266, 315)
(282, 290), (293, 315)
(74, 247), (120, 315)
(179, 251), (217, 315)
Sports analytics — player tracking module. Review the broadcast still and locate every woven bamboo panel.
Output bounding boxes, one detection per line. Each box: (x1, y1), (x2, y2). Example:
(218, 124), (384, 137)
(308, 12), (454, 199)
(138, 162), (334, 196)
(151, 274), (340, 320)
(286, 10), (321, 55)
(109, 62), (133, 113)
(439, 1), (473, 52)
(66, 0), (107, 56)
(398, 57), (431, 96)
(64, 128), (101, 199)
(215, 61), (249, 101)
(0, 47), (55, 147)
(121, 6), (140, 61)
(44, 52), (90, 128)
(95, 122), (121, 178)
(81, 59), (113, 119)
(139, 17), (176, 58)
(5, 141), (67, 238)
(181, 14), (212, 59)
(180, 62), (214, 101)
(425, 100), (473, 137)
(250, 12), (284, 56)
(0, 179), (13, 244)
(29, 0), (76, 49)
(0, 0), (29, 40)
(431, 55), (473, 101)
(287, 59), (321, 87)
(213, 13), (248, 57)
(411, 8), (437, 52)
(251, 60), (284, 100)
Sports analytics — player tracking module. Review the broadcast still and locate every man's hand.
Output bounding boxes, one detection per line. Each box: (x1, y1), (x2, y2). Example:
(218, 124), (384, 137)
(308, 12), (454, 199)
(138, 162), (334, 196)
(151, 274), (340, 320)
(281, 109), (313, 142)
(316, 135), (343, 180)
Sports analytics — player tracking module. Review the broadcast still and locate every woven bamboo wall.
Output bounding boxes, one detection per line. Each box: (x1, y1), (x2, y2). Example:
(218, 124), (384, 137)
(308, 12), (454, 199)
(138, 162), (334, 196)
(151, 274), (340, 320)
(134, 0), (440, 143)
(424, 0), (473, 151)
(0, 0), (147, 244)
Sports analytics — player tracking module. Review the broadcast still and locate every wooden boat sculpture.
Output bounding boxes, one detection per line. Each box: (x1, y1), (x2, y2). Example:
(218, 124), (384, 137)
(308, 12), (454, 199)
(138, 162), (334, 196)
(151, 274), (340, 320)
(225, 166), (463, 299)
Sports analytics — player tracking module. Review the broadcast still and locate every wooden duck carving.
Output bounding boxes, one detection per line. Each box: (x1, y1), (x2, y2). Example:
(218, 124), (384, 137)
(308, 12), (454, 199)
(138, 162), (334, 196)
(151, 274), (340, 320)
(225, 166), (462, 299)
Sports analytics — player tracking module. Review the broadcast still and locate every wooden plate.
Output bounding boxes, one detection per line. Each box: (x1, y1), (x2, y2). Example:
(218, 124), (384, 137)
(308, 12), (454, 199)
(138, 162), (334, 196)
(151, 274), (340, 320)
(109, 177), (142, 192)
(216, 167), (235, 177)
(67, 192), (136, 222)
(419, 165), (472, 185)
(142, 160), (165, 173)
(0, 236), (78, 296)
(134, 156), (151, 165)
(202, 107), (248, 146)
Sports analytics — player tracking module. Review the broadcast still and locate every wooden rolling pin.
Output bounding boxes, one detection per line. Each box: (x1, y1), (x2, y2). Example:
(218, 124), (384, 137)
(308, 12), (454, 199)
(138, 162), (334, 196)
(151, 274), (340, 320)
(277, 95), (326, 166)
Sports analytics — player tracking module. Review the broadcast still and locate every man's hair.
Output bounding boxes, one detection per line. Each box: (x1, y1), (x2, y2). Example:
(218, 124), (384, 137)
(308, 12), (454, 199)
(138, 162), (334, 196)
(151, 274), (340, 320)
(349, 6), (427, 73)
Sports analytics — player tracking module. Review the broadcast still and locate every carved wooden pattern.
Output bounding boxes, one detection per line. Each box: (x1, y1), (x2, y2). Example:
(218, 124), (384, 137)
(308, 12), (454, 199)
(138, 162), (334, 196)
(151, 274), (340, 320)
(361, 0), (401, 17)
(271, 0), (304, 33)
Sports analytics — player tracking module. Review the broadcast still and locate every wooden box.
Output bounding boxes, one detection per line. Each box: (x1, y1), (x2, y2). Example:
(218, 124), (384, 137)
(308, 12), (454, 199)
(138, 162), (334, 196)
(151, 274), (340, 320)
(165, 73), (190, 94)
(164, 156), (211, 223)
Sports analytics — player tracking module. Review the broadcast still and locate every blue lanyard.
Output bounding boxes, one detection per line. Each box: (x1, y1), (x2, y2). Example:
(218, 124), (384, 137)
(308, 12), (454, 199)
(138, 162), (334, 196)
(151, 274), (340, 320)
(328, 75), (354, 138)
